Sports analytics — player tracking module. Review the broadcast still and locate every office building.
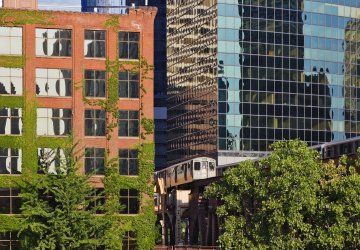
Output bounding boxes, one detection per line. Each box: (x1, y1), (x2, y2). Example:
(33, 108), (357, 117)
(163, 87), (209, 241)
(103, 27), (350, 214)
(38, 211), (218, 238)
(167, 0), (360, 166)
(82, 0), (168, 169)
(0, 8), (156, 248)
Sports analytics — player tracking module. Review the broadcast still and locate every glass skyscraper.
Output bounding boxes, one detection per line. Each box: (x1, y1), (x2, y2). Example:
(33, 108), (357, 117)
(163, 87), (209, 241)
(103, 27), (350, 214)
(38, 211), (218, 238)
(167, 0), (360, 166)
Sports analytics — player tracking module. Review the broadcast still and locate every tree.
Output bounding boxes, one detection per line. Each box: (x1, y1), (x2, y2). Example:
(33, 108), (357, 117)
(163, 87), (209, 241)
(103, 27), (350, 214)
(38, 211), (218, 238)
(205, 140), (360, 250)
(18, 146), (112, 250)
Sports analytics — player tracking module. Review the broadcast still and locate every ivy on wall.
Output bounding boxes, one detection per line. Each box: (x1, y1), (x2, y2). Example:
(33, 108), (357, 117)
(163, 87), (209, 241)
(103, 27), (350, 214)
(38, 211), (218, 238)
(0, 10), (156, 249)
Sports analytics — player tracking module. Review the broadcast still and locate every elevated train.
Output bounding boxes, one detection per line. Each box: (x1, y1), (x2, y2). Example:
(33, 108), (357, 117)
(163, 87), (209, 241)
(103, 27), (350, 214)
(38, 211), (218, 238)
(155, 157), (216, 189)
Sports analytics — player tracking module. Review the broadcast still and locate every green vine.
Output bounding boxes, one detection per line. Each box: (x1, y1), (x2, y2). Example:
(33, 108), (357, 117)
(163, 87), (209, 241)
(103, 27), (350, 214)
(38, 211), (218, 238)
(0, 55), (25, 68)
(0, 9), (52, 25)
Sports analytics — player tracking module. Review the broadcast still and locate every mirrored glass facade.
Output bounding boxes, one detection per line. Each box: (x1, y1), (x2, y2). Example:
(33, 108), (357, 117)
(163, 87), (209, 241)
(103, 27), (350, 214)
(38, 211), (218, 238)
(167, 0), (360, 166)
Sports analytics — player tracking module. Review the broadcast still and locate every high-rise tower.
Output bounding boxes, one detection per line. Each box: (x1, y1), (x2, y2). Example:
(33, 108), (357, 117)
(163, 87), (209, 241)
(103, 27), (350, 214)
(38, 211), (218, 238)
(167, 0), (360, 166)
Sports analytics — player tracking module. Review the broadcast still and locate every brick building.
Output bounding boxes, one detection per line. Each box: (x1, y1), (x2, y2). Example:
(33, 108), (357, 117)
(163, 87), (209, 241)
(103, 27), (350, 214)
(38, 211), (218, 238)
(0, 7), (156, 248)
(2, 0), (37, 9)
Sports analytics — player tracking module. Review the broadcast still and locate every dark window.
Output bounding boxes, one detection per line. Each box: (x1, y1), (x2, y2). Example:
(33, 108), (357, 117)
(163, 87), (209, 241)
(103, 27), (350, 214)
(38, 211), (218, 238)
(118, 110), (139, 137)
(85, 109), (106, 136)
(118, 32), (139, 59)
(0, 231), (19, 250)
(194, 162), (200, 170)
(119, 189), (139, 214)
(0, 148), (21, 174)
(85, 148), (105, 175)
(119, 149), (138, 176)
(0, 67), (22, 95)
(84, 30), (106, 58)
(0, 108), (22, 135)
(0, 188), (21, 214)
(87, 188), (105, 214)
(119, 71), (139, 98)
(36, 28), (72, 57)
(122, 231), (137, 250)
(84, 70), (106, 97)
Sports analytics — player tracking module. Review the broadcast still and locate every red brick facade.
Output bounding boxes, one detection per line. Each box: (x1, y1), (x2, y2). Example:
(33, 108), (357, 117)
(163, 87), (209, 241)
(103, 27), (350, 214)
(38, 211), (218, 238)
(3, 0), (37, 9)
(21, 9), (156, 186)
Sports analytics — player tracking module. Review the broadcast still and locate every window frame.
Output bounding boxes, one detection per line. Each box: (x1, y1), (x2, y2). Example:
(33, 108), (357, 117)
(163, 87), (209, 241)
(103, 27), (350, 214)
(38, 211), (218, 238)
(37, 148), (67, 174)
(84, 109), (106, 136)
(119, 149), (138, 176)
(87, 188), (105, 214)
(118, 110), (139, 137)
(35, 68), (72, 97)
(119, 189), (139, 214)
(36, 28), (72, 57)
(0, 108), (22, 135)
(0, 231), (19, 250)
(84, 29), (106, 58)
(0, 188), (21, 214)
(0, 67), (23, 96)
(36, 108), (72, 136)
(0, 26), (22, 55)
(118, 71), (140, 99)
(0, 148), (22, 175)
(122, 231), (137, 250)
(84, 148), (105, 175)
(84, 69), (106, 98)
(118, 31), (140, 60)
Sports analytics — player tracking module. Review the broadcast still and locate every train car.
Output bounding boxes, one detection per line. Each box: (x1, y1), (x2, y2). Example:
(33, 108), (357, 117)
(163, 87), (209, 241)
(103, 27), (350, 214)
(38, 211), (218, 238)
(155, 157), (217, 189)
(311, 137), (360, 160)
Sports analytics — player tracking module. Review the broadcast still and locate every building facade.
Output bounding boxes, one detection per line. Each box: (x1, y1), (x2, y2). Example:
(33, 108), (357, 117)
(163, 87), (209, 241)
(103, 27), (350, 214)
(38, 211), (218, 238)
(167, 0), (360, 166)
(0, 8), (156, 248)
(1, 0), (37, 9)
(82, 0), (168, 170)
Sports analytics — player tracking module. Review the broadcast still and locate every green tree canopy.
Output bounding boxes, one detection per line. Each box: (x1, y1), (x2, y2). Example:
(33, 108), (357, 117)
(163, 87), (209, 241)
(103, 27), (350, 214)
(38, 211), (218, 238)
(18, 146), (113, 250)
(205, 140), (360, 250)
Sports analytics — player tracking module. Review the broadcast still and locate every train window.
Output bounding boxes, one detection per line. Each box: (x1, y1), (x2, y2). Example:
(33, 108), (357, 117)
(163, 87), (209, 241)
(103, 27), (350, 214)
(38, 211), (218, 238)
(194, 162), (200, 170)
(209, 162), (215, 170)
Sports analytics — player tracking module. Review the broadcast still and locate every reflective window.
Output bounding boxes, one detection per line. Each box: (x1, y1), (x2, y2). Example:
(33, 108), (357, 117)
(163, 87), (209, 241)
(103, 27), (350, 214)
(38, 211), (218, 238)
(0, 231), (19, 249)
(36, 68), (72, 97)
(87, 188), (105, 214)
(36, 28), (72, 57)
(118, 32), (139, 59)
(122, 231), (137, 250)
(119, 149), (138, 176)
(84, 30), (106, 58)
(118, 110), (139, 137)
(36, 108), (72, 136)
(0, 148), (21, 174)
(0, 68), (22, 95)
(0, 108), (22, 135)
(84, 70), (106, 97)
(119, 71), (139, 98)
(0, 27), (22, 55)
(37, 148), (66, 174)
(84, 109), (105, 136)
(119, 189), (139, 214)
(0, 188), (21, 214)
(85, 148), (105, 175)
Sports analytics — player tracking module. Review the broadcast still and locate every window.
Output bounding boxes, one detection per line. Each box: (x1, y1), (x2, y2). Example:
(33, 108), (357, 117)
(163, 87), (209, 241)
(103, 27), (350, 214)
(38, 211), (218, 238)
(38, 148), (66, 174)
(84, 30), (106, 58)
(0, 27), (22, 55)
(118, 110), (139, 137)
(84, 109), (106, 136)
(0, 67), (22, 95)
(118, 32), (139, 59)
(0, 231), (19, 250)
(36, 68), (72, 97)
(119, 71), (139, 98)
(122, 231), (137, 250)
(119, 149), (138, 176)
(87, 188), (105, 214)
(84, 70), (106, 97)
(85, 148), (105, 175)
(0, 148), (21, 174)
(36, 28), (72, 57)
(0, 188), (21, 214)
(119, 189), (139, 214)
(37, 108), (72, 136)
(0, 108), (22, 135)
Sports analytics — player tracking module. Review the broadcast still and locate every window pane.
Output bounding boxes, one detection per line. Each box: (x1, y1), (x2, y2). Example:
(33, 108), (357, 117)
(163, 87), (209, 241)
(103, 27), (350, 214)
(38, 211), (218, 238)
(129, 43), (138, 59)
